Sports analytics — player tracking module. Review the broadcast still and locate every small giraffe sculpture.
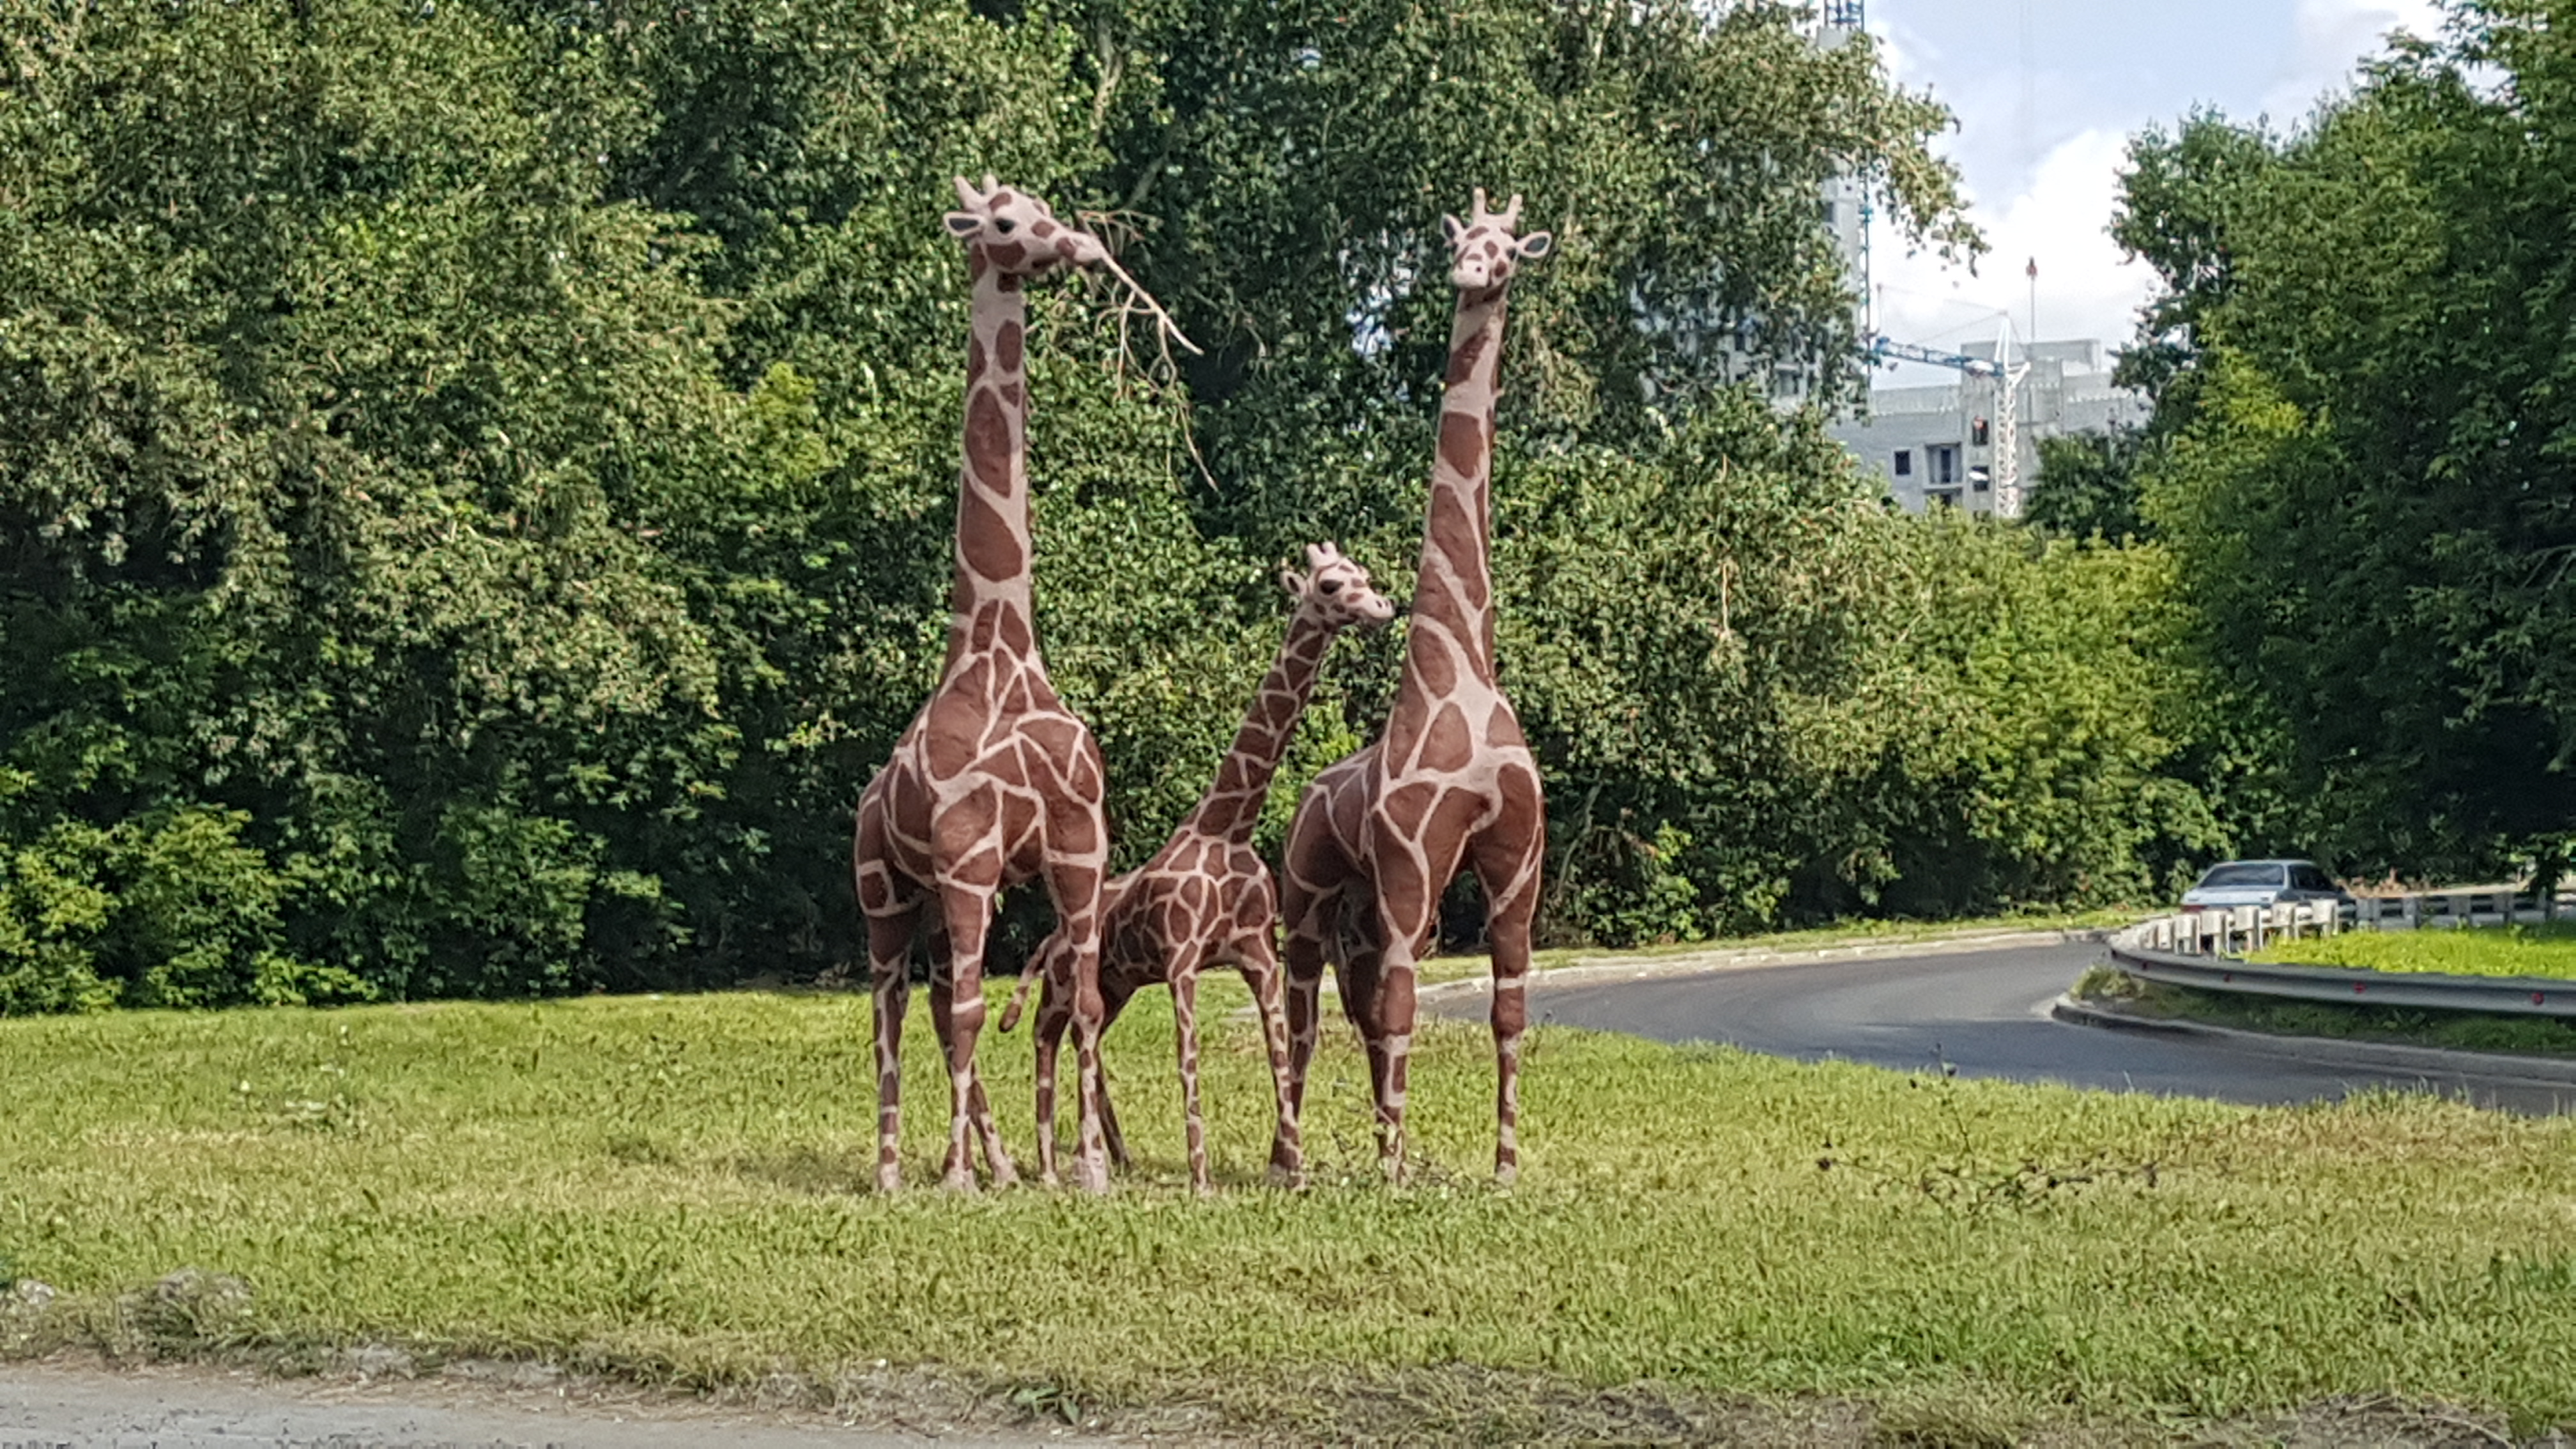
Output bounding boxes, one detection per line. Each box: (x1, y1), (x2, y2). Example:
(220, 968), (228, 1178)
(850, 176), (1117, 1193)
(1275, 190), (1552, 1183)
(1002, 545), (1395, 1192)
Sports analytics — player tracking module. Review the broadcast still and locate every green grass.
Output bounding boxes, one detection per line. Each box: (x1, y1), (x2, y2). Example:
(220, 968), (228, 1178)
(2248, 921), (2576, 979)
(4, 974), (2574, 1443)
(2076, 968), (2576, 1060)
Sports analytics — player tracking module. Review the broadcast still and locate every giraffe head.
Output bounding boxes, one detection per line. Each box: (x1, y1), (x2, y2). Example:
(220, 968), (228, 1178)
(944, 174), (1108, 276)
(1281, 542), (1396, 630)
(1441, 188), (1552, 292)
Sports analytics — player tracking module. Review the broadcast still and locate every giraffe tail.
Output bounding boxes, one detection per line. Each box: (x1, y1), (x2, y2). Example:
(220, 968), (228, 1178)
(999, 959), (1045, 1032)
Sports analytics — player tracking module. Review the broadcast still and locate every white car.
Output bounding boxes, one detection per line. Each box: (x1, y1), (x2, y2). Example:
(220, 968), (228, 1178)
(2181, 859), (2355, 916)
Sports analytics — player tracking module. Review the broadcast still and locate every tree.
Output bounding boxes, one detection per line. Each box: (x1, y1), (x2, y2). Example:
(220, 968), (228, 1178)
(2117, 0), (2576, 875)
(2027, 431), (2150, 544)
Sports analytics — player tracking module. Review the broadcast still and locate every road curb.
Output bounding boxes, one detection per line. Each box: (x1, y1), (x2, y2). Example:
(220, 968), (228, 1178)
(1414, 927), (2110, 1004)
(2051, 993), (2576, 1087)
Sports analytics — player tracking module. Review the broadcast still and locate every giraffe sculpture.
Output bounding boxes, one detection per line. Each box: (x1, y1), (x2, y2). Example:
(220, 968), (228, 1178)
(998, 545), (1395, 1192)
(1275, 190), (1552, 1183)
(850, 176), (1117, 1193)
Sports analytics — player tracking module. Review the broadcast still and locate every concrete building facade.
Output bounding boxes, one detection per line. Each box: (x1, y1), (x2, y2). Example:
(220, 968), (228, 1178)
(1825, 339), (2147, 514)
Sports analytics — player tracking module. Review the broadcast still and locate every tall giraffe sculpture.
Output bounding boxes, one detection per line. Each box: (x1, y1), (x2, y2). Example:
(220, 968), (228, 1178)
(850, 176), (1117, 1194)
(1276, 190), (1552, 1183)
(1000, 545), (1395, 1192)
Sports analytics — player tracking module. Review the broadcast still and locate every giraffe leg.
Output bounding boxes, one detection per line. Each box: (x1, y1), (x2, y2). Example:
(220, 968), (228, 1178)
(1169, 965), (1212, 1195)
(1040, 846), (1111, 1195)
(864, 902), (915, 1194)
(931, 919), (1016, 1189)
(1278, 894), (1331, 1166)
(1370, 828), (1468, 1184)
(1097, 976), (1138, 1171)
(933, 882), (1011, 1192)
(1233, 931), (1301, 1188)
(1472, 793), (1546, 1186)
(1032, 965), (1068, 1188)
(855, 800), (916, 1195)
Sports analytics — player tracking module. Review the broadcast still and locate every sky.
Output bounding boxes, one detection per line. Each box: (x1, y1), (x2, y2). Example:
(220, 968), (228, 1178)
(1863, 0), (2444, 381)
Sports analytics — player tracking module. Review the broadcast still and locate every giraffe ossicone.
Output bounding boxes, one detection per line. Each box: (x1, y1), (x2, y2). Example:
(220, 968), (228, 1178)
(849, 179), (1125, 1195)
(1002, 544), (1393, 1192)
(1276, 188), (1554, 1184)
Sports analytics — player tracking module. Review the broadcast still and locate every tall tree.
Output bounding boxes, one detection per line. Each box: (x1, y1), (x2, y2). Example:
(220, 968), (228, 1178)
(2119, 0), (2576, 873)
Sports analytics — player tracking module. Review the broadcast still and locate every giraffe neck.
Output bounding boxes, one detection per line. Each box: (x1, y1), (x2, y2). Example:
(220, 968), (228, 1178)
(1400, 287), (1507, 693)
(1184, 609), (1338, 843)
(942, 256), (1037, 679)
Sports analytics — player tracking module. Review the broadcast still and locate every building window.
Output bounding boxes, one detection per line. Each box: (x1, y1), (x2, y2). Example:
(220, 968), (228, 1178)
(1893, 449), (1912, 477)
(1971, 417), (1991, 447)
(1929, 444), (1960, 485)
(1927, 490), (1960, 509)
(1970, 467), (1992, 492)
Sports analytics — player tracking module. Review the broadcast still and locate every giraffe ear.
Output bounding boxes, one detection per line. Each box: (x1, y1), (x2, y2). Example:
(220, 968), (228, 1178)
(1442, 214), (1466, 247)
(944, 212), (981, 237)
(1516, 231), (1553, 259)
(1280, 569), (1308, 599)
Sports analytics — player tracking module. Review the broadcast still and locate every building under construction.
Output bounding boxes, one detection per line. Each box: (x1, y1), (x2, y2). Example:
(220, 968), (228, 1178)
(1826, 337), (2146, 514)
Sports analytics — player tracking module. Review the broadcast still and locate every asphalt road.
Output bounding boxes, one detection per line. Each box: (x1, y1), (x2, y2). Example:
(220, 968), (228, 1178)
(1440, 941), (2576, 1114)
(0, 1362), (1046, 1449)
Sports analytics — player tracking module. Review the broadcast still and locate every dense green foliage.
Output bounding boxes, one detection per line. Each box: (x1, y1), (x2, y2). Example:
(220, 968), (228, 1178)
(1, 0), (2242, 1011)
(2026, 431), (2149, 545)
(2111, 0), (2576, 879)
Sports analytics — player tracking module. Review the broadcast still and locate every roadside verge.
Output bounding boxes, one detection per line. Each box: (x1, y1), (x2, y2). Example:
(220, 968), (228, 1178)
(2050, 992), (2576, 1088)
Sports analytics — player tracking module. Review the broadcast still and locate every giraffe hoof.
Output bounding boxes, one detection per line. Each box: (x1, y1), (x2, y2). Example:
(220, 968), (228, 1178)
(989, 1165), (1020, 1190)
(1494, 1162), (1520, 1188)
(1075, 1160), (1110, 1195)
(940, 1168), (978, 1193)
(1264, 1162), (1308, 1192)
(875, 1167), (903, 1194)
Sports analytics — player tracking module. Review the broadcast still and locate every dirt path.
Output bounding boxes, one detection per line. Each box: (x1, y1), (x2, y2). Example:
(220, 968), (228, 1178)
(0, 1358), (1068, 1448)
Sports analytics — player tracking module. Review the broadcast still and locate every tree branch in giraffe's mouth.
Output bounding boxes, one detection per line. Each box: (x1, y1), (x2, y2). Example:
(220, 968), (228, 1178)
(1093, 249), (1202, 357)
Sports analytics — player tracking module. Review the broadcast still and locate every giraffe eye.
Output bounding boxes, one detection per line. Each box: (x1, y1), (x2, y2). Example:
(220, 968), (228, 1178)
(1320, 578), (1343, 594)
(995, 217), (1016, 234)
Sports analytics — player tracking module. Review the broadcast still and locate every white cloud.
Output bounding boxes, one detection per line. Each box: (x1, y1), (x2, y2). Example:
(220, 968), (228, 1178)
(2261, 0), (2442, 119)
(1868, 127), (2152, 376)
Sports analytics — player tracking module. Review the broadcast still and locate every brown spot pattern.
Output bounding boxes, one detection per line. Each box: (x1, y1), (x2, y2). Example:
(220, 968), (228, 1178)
(958, 486), (1022, 581)
(997, 321), (1024, 374)
(1383, 781), (1436, 836)
(965, 387), (1013, 482)
(924, 671), (985, 778)
(1446, 329), (1489, 386)
(1438, 410), (1484, 479)
(1419, 704), (1473, 773)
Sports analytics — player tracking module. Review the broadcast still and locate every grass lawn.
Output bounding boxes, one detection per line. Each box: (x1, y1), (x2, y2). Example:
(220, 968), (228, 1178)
(5, 972), (2575, 1443)
(2248, 920), (2576, 979)
(2075, 968), (2576, 1060)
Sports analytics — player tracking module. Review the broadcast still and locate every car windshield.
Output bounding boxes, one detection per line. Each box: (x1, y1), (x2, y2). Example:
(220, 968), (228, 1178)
(2196, 863), (2287, 888)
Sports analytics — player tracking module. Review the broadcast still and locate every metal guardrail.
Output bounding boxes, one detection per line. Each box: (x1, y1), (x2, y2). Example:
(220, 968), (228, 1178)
(2107, 887), (2576, 1019)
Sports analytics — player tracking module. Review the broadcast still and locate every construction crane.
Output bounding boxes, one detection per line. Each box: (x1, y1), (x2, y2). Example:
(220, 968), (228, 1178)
(1865, 315), (2032, 518)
